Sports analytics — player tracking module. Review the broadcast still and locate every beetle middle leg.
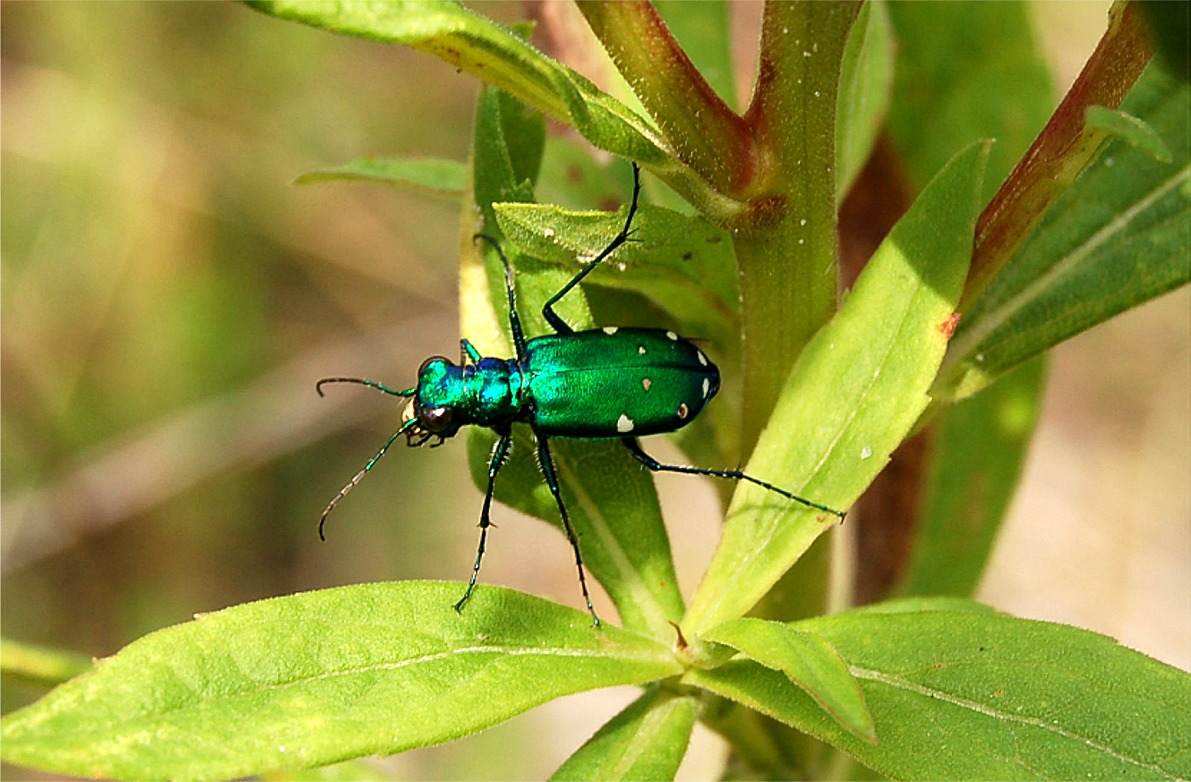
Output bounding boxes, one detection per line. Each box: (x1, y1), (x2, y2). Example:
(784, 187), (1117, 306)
(535, 432), (601, 626)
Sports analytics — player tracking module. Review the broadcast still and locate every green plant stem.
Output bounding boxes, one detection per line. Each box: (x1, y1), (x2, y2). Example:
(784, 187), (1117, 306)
(734, 1), (861, 451)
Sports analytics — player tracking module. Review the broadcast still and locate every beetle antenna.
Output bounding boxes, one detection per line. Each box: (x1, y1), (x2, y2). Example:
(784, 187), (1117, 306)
(319, 417), (418, 541)
(316, 377), (414, 398)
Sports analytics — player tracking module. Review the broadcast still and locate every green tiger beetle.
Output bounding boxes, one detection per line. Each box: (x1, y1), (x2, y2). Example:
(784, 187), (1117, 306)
(317, 163), (846, 625)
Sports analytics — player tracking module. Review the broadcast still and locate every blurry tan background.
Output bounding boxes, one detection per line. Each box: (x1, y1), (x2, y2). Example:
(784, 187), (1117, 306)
(2, 3), (1186, 779)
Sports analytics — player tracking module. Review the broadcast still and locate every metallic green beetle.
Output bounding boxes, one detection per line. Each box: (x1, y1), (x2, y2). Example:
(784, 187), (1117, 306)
(318, 163), (845, 625)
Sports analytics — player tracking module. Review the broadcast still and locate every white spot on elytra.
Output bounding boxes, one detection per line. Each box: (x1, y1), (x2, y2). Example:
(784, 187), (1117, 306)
(642, 378), (652, 391)
(638, 345), (647, 355)
(677, 403), (689, 420)
(603, 326), (618, 335)
(666, 330), (678, 341)
(617, 413), (634, 433)
(696, 350), (708, 366)
(702, 378), (710, 398)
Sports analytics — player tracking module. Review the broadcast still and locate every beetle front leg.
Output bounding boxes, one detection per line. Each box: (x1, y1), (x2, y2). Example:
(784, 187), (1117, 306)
(455, 429), (513, 613)
(535, 432), (601, 626)
(459, 338), (482, 366)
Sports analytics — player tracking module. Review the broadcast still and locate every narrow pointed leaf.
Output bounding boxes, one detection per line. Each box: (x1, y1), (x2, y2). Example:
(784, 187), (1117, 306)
(898, 357), (1046, 597)
(550, 687), (697, 781)
(702, 618), (875, 742)
(0, 583), (680, 781)
(685, 142), (989, 635)
(836, 0), (894, 201)
(689, 599), (1191, 780)
(248, 0), (668, 165)
(885, 2), (1054, 202)
(294, 157), (467, 197)
(1, 638), (92, 688)
(495, 201), (739, 346)
(466, 429), (686, 637)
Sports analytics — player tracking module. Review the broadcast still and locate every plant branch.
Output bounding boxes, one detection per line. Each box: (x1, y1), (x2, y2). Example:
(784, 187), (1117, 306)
(577, 0), (758, 195)
(966, 1), (1152, 310)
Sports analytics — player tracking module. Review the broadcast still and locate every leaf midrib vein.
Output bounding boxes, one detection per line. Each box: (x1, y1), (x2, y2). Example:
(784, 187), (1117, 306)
(851, 664), (1188, 780)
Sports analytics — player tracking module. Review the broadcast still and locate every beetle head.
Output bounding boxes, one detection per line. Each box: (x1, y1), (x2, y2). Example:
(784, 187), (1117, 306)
(402, 356), (464, 446)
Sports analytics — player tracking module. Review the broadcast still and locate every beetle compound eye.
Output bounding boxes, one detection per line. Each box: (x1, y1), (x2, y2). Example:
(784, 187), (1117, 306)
(419, 405), (454, 432)
(418, 356), (451, 377)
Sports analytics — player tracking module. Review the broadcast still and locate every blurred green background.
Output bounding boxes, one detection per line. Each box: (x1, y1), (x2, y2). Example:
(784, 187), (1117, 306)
(2, 2), (1187, 779)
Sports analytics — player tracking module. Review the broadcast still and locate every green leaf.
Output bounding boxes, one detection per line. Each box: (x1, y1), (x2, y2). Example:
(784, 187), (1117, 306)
(550, 687), (697, 781)
(1085, 105), (1173, 163)
(836, 0), (894, 202)
(536, 143), (639, 212)
(886, 2), (1054, 199)
(462, 88), (683, 637)
(494, 201), (739, 348)
(701, 618), (875, 743)
(846, 595), (1000, 616)
(0, 583), (680, 781)
(1, 638), (92, 688)
(1137, 0), (1191, 83)
(897, 356), (1046, 597)
(939, 62), (1191, 400)
(294, 156), (467, 197)
(684, 141), (989, 635)
(248, 0), (669, 166)
(691, 600), (1191, 780)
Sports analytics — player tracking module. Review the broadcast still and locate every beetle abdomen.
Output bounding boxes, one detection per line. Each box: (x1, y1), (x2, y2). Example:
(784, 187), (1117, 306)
(525, 328), (720, 438)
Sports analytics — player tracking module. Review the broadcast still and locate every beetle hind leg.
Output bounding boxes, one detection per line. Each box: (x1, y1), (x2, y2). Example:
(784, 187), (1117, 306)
(621, 437), (847, 520)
